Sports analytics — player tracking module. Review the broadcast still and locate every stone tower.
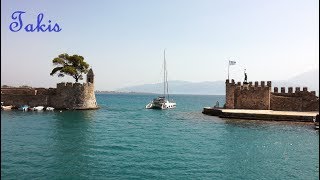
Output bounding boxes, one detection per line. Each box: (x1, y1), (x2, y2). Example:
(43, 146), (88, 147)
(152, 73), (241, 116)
(225, 80), (272, 110)
(225, 79), (236, 109)
(87, 68), (94, 84)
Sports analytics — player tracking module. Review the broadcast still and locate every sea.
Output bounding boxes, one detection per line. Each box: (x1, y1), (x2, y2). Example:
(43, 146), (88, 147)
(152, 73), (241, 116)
(1, 94), (319, 179)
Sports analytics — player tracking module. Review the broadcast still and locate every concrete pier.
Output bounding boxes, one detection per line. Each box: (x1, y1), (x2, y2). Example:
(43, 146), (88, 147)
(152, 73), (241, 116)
(202, 107), (318, 122)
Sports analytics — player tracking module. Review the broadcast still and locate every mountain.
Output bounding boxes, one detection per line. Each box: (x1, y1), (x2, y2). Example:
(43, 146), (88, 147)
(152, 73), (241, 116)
(271, 69), (319, 95)
(287, 69), (319, 91)
(117, 80), (226, 95)
(117, 69), (319, 95)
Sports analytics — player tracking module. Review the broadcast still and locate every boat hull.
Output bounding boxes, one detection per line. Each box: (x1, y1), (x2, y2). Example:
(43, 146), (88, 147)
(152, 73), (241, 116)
(314, 114), (319, 129)
(46, 107), (54, 111)
(146, 101), (176, 110)
(18, 107), (28, 111)
(1, 106), (13, 110)
(33, 106), (44, 111)
(18, 105), (29, 111)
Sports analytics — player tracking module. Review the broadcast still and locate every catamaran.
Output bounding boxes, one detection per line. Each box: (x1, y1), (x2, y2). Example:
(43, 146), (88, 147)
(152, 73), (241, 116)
(146, 50), (176, 110)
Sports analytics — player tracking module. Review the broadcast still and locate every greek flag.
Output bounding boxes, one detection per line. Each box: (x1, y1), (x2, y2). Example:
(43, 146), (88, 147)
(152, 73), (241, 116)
(229, 60), (236, 65)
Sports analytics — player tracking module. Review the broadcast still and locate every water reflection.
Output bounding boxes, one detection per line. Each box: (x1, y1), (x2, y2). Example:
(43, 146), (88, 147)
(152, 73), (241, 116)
(51, 110), (97, 178)
(222, 118), (314, 130)
(219, 118), (318, 179)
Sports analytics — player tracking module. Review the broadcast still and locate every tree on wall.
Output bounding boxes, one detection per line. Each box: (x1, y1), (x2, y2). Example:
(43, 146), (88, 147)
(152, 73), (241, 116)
(50, 53), (90, 82)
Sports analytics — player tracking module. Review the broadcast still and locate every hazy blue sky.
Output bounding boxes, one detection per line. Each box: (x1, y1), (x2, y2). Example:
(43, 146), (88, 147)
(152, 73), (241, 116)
(1, 0), (319, 90)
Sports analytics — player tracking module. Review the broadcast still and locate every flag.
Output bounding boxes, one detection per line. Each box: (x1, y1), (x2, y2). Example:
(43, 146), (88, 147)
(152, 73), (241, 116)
(229, 60), (236, 65)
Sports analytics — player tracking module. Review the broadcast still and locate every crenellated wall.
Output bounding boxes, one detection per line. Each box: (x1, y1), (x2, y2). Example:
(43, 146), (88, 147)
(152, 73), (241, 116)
(1, 94), (50, 107)
(1, 68), (98, 109)
(1, 88), (38, 95)
(50, 82), (97, 109)
(1, 82), (98, 109)
(234, 81), (271, 110)
(226, 80), (271, 110)
(1, 88), (51, 107)
(225, 79), (318, 111)
(271, 86), (318, 111)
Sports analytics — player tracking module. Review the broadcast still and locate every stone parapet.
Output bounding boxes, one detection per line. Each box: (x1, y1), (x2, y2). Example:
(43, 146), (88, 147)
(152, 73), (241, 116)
(224, 79), (318, 112)
(1, 69), (98, 110)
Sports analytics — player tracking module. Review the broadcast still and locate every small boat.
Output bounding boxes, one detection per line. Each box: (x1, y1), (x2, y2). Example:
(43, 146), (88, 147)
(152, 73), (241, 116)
(146, 50), (176, 110)
(33, 106), (44, 111)
(1, 102), (13, 110)
(18, 105), (29, 111)
(314, 114), (319, 130)
(46, 107), (54, 111)
(1, 105), (13, 110)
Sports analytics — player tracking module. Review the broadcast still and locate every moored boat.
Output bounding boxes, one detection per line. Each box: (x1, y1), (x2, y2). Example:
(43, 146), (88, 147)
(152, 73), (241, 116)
(146, 50), (176, 110)
(46, 107), (54, 111)
(18, 105), (29, 111)
(33, 106), (44, 111)
(1, 105), (13, 110)
(146, 96), (176, 109)
(314, 114), (319, 129)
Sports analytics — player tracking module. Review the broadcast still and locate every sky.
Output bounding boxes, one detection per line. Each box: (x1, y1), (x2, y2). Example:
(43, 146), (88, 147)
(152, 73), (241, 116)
(1, 0), (319, 90)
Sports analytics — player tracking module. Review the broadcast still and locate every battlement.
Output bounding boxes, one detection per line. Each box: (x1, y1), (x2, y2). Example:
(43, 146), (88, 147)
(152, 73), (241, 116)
(230, 80), (272, 88)
(225, 78), (318, 111)
(1, 68), (98, 110)
(225, 79), (272, 109)
(56, 82), (93, 89)
(272, 86), (316, 96)
(226, 79), (235, 85)
(1, 88), (37, 95)
(235, 85), (270, 91)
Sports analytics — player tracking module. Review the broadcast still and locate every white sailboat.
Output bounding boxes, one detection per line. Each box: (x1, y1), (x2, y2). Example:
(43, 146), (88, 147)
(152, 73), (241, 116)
(146, 50), (176, 110)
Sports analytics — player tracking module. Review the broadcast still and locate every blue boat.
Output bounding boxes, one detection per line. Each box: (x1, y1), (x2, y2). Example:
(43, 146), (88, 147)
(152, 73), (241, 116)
(18, 105), (29, 111)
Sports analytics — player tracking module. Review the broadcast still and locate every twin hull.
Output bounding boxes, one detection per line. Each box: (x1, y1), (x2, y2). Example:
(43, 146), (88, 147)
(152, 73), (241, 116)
(146, 99), (176, 110)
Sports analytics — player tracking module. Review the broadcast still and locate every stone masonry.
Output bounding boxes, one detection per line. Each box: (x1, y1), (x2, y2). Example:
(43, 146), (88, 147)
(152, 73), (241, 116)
(225, 79), (319, 111)
(1, 69), (98, 110)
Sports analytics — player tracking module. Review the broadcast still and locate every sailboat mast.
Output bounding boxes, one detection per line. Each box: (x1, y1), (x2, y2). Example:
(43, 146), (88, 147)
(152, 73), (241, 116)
(163, 50), (166, 98)
(166, 65), (169, 100)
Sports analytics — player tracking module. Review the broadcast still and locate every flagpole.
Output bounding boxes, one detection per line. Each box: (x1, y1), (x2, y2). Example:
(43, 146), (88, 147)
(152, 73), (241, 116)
(228, 60), (230, 80)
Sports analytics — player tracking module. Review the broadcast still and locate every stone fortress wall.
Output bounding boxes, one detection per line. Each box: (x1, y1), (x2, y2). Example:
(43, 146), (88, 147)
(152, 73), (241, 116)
(52, 82), (97, 109)
(271, 86), (318, 111)
(225, 79), (319, 111)
(1, 69), (98, 110)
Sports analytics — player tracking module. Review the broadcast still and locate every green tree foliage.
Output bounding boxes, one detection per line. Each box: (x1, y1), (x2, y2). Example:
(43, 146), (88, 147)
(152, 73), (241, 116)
(19, 85), (32, 88)
(50, 53), (90, 82)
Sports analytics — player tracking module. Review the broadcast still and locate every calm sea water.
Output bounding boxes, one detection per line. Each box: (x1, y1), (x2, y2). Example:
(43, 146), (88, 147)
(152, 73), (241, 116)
(1, 94), (319, 179)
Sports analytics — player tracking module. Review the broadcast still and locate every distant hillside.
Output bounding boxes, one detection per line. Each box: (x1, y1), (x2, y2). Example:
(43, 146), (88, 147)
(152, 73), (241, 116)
(116, 69), (319, 95)
(95, 90), (156, 95)
(117, 80), (225, 95)
(287, 69), (319, 91)
(272, 69), (319, 95)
